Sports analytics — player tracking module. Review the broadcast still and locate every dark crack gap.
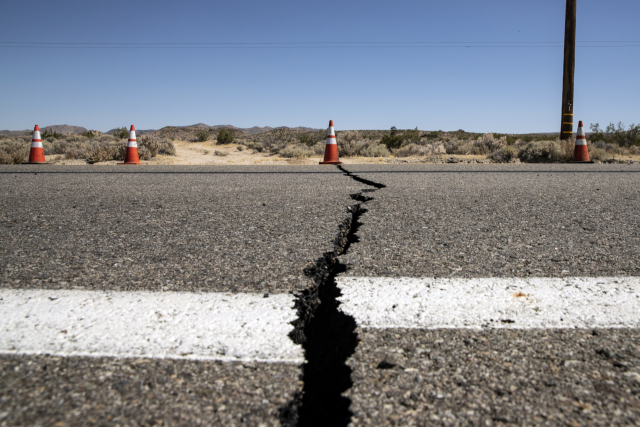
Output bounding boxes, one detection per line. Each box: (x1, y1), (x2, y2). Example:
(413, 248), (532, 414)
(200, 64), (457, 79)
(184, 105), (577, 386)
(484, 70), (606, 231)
(280, 166), (386, 427)
(338, 165), (386, 189)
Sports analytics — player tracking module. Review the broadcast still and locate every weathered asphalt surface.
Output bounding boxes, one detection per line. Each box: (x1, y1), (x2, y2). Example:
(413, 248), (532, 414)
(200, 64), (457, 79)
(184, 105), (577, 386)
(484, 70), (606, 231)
(2, 164), (640, 426)
(1, 355), (300, 427)
(0, 166), (360, 294)
(340, 164), (640, 278)
(339, 164), (640, 426)
(0, 165), (360, 427)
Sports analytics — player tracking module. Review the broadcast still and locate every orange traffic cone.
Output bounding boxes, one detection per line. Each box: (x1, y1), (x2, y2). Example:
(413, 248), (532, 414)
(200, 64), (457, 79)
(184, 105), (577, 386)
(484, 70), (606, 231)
(319, 120), (342, 165)
(118, 125), (140, 165)
(572, 121), (591, 162)
(27, 125), (46, 164)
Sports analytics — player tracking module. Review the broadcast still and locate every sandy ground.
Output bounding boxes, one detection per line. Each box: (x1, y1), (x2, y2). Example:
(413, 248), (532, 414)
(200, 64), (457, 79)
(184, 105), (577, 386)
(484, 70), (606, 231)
(43, 139), (640, 165)
(43, 140), (490, 166)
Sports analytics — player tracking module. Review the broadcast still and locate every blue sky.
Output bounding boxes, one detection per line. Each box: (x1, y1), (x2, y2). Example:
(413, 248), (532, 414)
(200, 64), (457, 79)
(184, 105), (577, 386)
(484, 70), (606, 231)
(1, 0), (638, 133)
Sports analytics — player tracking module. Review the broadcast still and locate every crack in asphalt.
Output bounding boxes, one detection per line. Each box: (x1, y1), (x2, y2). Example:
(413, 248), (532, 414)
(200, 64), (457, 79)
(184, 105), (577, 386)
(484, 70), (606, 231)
(280, 166), (386, 427)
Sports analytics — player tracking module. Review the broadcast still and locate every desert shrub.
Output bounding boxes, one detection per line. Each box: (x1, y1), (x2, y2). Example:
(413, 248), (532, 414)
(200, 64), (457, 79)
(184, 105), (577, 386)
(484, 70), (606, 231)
(195, 129), (210, 142)
(137, 145), (152, 161)
(430, 143), (447, 154)
(380, 126), (405, 149)
(280, 144), (315, 158)
(112, 127), (129, 139)
(115, 127), (130, 139)
(591, 140), (626, 156)
(404, 127), (421, 144)
(298, 131), (325, 146)
(588, 147), (609, 161)
(313, 142), (325, 155)
(216, 128), (235, 145)
(42, 140), (56, 155)
(489, 145), (518, 163)
(65, 134), (82, 142)
(237, 145), (244, 151)
(65, 147), (84, 160)
(517, 140), (572, 163)
(158, 138), (176, 155)
(473, 133), (506, 154)
(590, 122), (640, 147)
(52, 140), (67, 155)
(339, 130), (362, 144)
(445, 139), (474, 155)
(87, 144), (122, 163)
(397, 142), (446, 157)
(339, 139), (368, 157)
(396, 143), (426, 157)
(360, 143), (390, 157)
(214, 150), (228, 156)
(259, 131), (294, 154)
(139, 136), (159, 157)
(0, 141), (29, 164)
(82, 131), (96, 139)
(41, 129), (62, 140)
(424, 130), (444, 140)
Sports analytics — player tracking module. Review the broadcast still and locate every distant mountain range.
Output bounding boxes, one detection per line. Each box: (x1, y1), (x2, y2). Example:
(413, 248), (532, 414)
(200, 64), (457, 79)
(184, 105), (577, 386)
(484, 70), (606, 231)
(167, 123), (322, 135)
(0, 123), (321, 137)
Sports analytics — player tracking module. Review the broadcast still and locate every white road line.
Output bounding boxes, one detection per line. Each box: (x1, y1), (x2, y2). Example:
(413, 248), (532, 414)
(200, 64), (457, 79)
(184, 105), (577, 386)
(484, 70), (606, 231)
(0, 289), (303, 363)
(337, 277), (640, 329)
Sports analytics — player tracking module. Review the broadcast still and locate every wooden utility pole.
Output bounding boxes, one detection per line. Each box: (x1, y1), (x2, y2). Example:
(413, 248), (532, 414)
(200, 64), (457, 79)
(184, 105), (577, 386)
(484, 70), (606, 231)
(560, 0), (577, 140)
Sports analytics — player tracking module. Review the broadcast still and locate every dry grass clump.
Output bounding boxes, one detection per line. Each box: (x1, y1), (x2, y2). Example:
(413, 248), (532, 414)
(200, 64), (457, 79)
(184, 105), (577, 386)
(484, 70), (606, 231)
(279, 145), (316, 158)
(396, 143), (445, 157)
(517, 140), (573, 163)
(87, 144), (122, 163)
(138, 136), (176, 157)
(474, 133), (507, 154)
(489, 145), (518, 163)
(0, 140), (29, 164)
(339, 139), (391, 157)
(359, 143), (391, 157)
(445, 133), (507, 155)
(337, 131), (390, 157)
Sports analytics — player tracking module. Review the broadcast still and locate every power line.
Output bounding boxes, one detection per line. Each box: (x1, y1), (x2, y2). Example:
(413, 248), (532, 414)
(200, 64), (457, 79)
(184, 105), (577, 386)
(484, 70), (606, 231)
(0, 41), (639, 49)
(1, 45), (638, 49)
(1, 40), (639, 44)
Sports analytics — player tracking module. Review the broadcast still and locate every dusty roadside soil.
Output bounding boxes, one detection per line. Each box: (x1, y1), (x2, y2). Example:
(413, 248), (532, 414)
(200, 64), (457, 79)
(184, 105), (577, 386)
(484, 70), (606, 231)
(44, 140), (489, 166)
(43, 139), (640, 165)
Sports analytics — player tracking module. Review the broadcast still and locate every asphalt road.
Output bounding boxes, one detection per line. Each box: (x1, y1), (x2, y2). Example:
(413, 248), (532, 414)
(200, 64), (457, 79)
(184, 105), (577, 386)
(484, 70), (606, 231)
(340, 164), (640, 278)
(338, 164), (640, 426)
(0, 165), (360, 294)
(0, 165), (361, 427)
(1, 164), (640, 426)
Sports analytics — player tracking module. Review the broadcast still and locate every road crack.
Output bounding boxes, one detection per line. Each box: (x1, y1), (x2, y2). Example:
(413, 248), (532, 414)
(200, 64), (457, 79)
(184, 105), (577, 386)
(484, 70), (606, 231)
(280, 166), (386, 427)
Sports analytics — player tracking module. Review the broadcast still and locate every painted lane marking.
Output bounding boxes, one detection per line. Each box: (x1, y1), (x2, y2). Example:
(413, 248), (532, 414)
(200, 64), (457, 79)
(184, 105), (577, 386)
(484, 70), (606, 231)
(337, 277), (640, 329)
(0, 289), (302, 363)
